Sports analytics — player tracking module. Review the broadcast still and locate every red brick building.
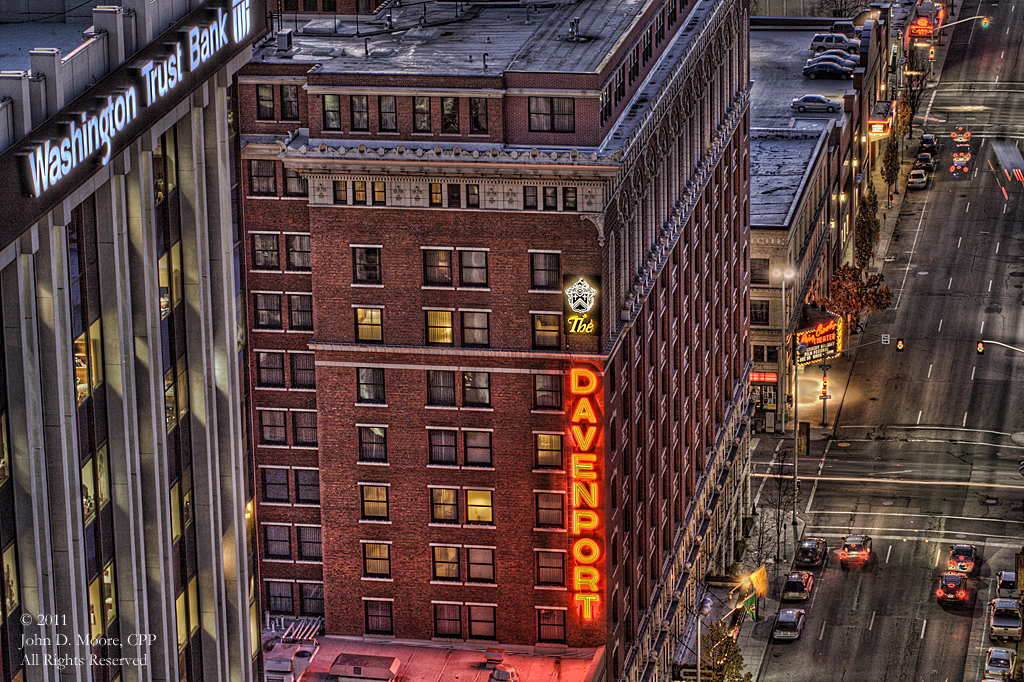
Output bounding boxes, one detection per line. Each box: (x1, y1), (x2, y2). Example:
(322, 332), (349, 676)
(239, 0), (753, 678)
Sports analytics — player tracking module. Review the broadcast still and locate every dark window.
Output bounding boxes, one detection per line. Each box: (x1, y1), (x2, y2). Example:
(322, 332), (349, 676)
(267, 582), (293, 614)
(284, 168), (307, 197)
(429, 429), (458, 465)
(293, 411), (317, 446)
(642, 29), (652, 64)
(423, 249), (453, 285)
(464, 431), (492, 466)
(752, 344), (765, 363)
(297, 526), (322, 559)
(530, 252), (560, 289)
(767, 345), (780, 363)
(252, 233), (279, 269)
(459, 250), (487, 287)
(469, 98), (488, 133)
(281, 85), (299, 120)
(360, 485), (388, 519)
(629, 48), (639, 84)
(466, 490), (493, 524)
(432, 546), (460, 581)
(357, 367), (385, 404)
(563, 187), (577, 211)
(265, 525), (290, 557)
(468, 605), (496, 639)
(379, 95), (397, 131)
(350, 95), (369, 131)
(528, 97), (575, 132)
(291, 354), (316, 388)
(447, 183), (462, 208)
(466, 184), (479, 207)
(295, 469), (319, 503)
(289, 295), (313, 331)
(538, 609), (566, 643)
(414, 96), (431, 132)
(256, 351), (285, 387)
(363, 543), (390, 577)
(534, 374), (562, 409)
(333, 180), (347, 204)
(532, 314), (560, 349)
(286, 234), (311, 271)
(372, 181), (386, 205)
(601, 86), (612, 125)
(543, 186), (558, 210)
(656, 12), (665, 43)
(263, 468), (289, 501)
(254, 293), (282, 329)
(536, 434), (562, 469)
(323, 95), (341, 130)
(303, 0), (316, 11)
(434, 603), (461, 638)
(536, 492), (564, 527)
(614, 69), (625, 104)
(353, 181), (368, 205)
(260, 410), (287, 444)
(427, 370), (456, 406)
(441, 97), (459, 133)
(359, 427), (387, 462)
(462, 372), (490, 407)
(250, 160), (276, 195)
(523, 186), (538, 210)
(353, 247), (382, 283)
(751, 300), (770, 326)
(431, 488), (459, 523)
(750, 258), (770, 285)
(467, 548), (495, 584)
(301, 583), (324, 615)
(461, 312), (489, 347)
(322, 0), (335, 10)
(365, 601), (393, 635)
(355, 308), (383, 343)
(425, 310), (454, 345)
(257, 85), (274, 120)
(537, 551), (564, 585)
(429, 183), (443, 207)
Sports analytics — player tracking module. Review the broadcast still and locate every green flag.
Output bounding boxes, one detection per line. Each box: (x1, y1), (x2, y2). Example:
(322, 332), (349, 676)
(744, 593), (757, 621)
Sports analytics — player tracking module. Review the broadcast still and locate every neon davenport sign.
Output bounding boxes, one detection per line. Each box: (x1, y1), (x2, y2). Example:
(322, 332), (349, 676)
(24, 0), (252, 197)
(569, 367), (603, 620)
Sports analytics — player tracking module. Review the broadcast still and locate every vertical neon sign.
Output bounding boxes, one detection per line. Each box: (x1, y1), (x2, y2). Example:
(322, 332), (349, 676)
(569, 368), (603, 619)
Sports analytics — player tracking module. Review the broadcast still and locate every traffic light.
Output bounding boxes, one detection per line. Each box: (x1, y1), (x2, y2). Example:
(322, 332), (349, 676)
(982, 16), (990, 27)
(896, 338), (905, 351)
(977, 341), (985, 354)
(929, 46), (936, 60)
(796, 479), (802, 490)
(821, 376), (828, 394)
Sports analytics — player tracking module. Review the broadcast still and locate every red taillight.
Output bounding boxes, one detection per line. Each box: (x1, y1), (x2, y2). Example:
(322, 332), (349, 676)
(937, 589), (945, 598)
(957, 590), (966, 599)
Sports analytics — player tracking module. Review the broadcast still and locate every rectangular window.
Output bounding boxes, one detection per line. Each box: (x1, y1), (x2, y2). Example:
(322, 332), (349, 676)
(372, 181), (386, 205)
(752, 344), (765, 363)
(464, 431), (492, 467)
(528, 97), (575, 133)
(357, 367), (385, 404)
(255, 293), (282, 329)
(461, 312), (489, 347)
(614, 69), (625, 104)
(284, 168), (307, 197)
(534, 374), (562, 409)
(431, 488), (459, 523)
(301, 583), (324, 615)
(530, 253), (560, 289)
(642, 29), (652, 64)
(323, 94), (341, 130)
(434, 603), (461, 638)
(265, 525), (290, 557)
(425, 310), (454, 345)
(297, 526), (322, 560)
(379, 95), (397, 131)
(289, 295), (313, 331)
(365, 600), (393, 635)
(252, 233), (279, 270)
(353, 247), (382, 283)
(296, 469), (320, 503)
(441, 97), (459, 133)
(447, 183), (461, 208)
(751, 300), (770, 326)
(427, 370), (456, 406)
(656, 11), (665, 43)
(750, 258), (770, 285)
(359, 427), (387, 462)
(429, 183), (443, 207)
(563, 187), (577, 211)
(363, 543), (391, 577)
(293, 411), (317, 446)
(538, 609), (566, 643)
(263, 468), (289, 501)
(291, 353), (316, 388)
(536, 434), (563, 469)
(537, 551), (564, 586)
(260, 410), (287, 444)
(469, 98), (488, 133)
(360, 485), (389, 519)
(432, 546), (460, 581)
(250, 160), (276, 196)
(267, 581), (293, 614)
(353, 181), (368, 205)
(536, 493), (564, 527)
(467, 548), (495, 583)
(333, 180), (347, 204)
(466, 184), (479, 207)
(414, 96), (431, 132)
(281, 85), (299, 120)
(355, 308), (383, 343)
(469, 605), (496, 639)
(429, 429), (458, 465)
(543, 186), (558, 210)
(532, 314), (560, 349)
(350, 95), (369, 131)
(466, 489), (493, 525)
(462, 372), (490, 407)
(257, 84), (274, 120)
(286, 234), (311, 271)
(767, 345), (780, 363)
(523, 186), (538, 210)
(629, 48), (639, 84)
(601, 85), (612, 125)
(459, 250), (487, 287)
(257, 351), (285, 387)
(423, 249), (453, 285)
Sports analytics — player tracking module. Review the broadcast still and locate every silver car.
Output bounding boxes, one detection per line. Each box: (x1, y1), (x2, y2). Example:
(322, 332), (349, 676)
(985, 647), (1017, 680)
(772, 609), (806, 640)
(791, 94), (841, 113)
(908, 169), (927, 190)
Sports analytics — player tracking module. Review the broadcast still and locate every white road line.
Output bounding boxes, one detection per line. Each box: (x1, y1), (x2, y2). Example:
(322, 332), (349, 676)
(996, 242), (1000, 253)
(819, 621), (826, 640)
(958, 236), (962, 248)
(752, 474), (1024, 492)
(869, 611), (876, 631)
(921, 619), (927, 639)
(972, 366), (976, 380)
(928, 364), (932, 378)
(935, 546), (941, 567)
(1005, 204), (1009, 214)
(963, 412), (968, 427)
(886, 545), (892, 564)
(917, 410), (922, 424)
(966, 202), (970, 213)
(948, 277), (953, 290)
(981, 320), (985, 334)
(938, 318), (943, 331)
(895, 197), (930, 310)
(989, 280), (993, 292)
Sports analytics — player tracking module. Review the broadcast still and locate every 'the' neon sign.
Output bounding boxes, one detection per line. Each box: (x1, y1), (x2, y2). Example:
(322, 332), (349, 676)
(569, 367), (603, 619)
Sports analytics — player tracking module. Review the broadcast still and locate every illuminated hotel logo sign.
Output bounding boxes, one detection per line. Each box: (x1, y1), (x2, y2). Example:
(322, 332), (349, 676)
(568, 367), (603, 619)
(563, 275), (601, 336)
(23, 0), (252, 198)
(796, 312), (843, 366)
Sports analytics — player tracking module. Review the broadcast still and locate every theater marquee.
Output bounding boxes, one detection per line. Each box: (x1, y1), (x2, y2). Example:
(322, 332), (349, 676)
(796, 313), (843, 366)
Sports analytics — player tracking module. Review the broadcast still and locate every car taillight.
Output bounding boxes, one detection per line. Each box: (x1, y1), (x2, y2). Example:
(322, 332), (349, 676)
(957, 590), (965, 599)
(937, 589), (945, 598)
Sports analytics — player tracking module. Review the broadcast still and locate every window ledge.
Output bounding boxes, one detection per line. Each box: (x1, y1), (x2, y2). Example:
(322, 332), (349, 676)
(531, 409), (566, 415)
(464, 466), (495, 471)
(259, 501), (292, 507)
(425, 405), (459, 410)
(430, 580), (464, 586)
(286, 329), (314, 334)
(355, 402), (388, 408)
(250, 269), (284, 275)
(253, 328), (287, 333)
(457, 287), (491, 292)
(533, 527), (567, 533)
(292, 445), (319, 450)
(422, 286), (456, 290)
(460, 407), (493, 412)
(532, 469), (567, 475)
(256, 386), (289, 392)
(361, 576), (394, 582)
(528, 289), (561, 295)
(429, 523), (462, 528)
(359, 519), (392, 524)
(351, 283), (385, 288)
(295, 559), (323, 564)
(356, 461), (390, 466)
(534, 585), (568, 591)
(465, 525), (497, 530)
(290, 388), (317, 393)
(283, 270), (313, 275)
(263, 558), (294, 563)
(466, 581), (498, 587)
(427, 464), (461, 469)
(259, 444), (291, 449)
(292, 502), (321, 508)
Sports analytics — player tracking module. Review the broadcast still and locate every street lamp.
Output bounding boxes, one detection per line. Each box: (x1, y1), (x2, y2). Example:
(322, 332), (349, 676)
(772, 267), (795, 433)
(696, 597), (713, 682)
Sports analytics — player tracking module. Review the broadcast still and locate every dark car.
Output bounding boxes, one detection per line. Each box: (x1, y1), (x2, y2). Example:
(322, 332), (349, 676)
(806, 54), (858, 70)
(951, 143), (971, 177)
(948, 544), (978, 575)
(937, 572), (968, 604)
(803, 62), (853, 80)
(795, 537), (829, 568)
(918, 133), (937, 155)
(782, 571), (814, 601)
(914, 152), (935, 172)
(840, 534), (872, 570)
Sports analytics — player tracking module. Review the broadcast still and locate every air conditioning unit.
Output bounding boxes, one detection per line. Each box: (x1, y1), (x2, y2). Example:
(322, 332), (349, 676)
(264, 641), (319, 682)
(276, 29), (293, 51)
(647, 651), (660, 663)
(683, 562), (693, 571)
(660, 620), (672, 631)
(672, 590), (683, 600)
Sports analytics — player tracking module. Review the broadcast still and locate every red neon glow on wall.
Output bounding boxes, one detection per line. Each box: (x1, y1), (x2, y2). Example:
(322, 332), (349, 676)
(568, 368), (603, 620)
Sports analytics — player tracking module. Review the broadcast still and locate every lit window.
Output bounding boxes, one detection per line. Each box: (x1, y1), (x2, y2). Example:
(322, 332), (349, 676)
(536, 434), (563, 469)
(532, 314), (561, 349)
(372, 181), (386, 205)
(256, 84), (274, 120)
(429, 183), (443, 207)
(534, 374), (562, 410)
(425, 310), (454, 345)
(431, 488), (459, 524)
(363, 543), (391, 577)
(467, 184), (479, 207)
(360, 485), (389, 519)
(423, 249), (453, 285)
(353, 181), (367, 204)
(355, 308), (383, 343)
(357, 367), (385, 404)
(358, 427), (387, 463)
(536, 492), (564, 527)
(466, 489), (493, 525)
(432, 546), (460, 581)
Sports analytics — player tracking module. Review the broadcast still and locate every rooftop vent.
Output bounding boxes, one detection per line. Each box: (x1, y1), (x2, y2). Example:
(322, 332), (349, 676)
(329, 654), (400, 682)
(276, 29), (293, 51)
(489, 664), (521, 682)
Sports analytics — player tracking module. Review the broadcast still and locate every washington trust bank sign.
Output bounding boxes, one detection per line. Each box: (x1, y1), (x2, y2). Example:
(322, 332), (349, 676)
(0, 0), (266, 249)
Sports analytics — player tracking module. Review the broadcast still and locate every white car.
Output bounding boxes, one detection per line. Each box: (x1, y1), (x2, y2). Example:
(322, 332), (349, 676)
(985, 647), (1017, 680)
(908, 169), (928, 190)
(772, 609), (806, 640)
(791, 94), (841, 113)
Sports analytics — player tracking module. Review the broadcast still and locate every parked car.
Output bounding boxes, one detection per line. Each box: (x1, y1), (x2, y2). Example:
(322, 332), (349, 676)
(782, 571), (814, 601)
(908, 168), (928, 190)
(998, 571), (1021, 599)
(809, 33), (860, 53)
(831, 20), (862, 38)
(914, 152), (935, 172)
(794, 537), (829, 567)
(936, 572), (967, 604)
(986, 647), (1018, 680)
(806, 54), (858, 70)
(948, 544), (978, 575)
(772, 609), (806, 640)
(791, 94), (841, 113)
(840, 534), (872, 570)
(918, 133), (937, 155)
(803, 62), (853, 80)
(990, 599), (1024, 642)
(817, 48), (862, 62)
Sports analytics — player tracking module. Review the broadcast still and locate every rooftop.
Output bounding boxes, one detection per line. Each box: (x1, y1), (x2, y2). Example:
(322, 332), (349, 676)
(0, 20), (92, 72)
(748, 126), (831, 228)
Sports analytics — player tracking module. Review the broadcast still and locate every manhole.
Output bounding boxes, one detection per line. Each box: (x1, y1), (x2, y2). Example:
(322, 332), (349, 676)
(882, 500), (893, 506)
(985, 498), (998, 505)
(955, 533), (966, 538)
(838, 442), (850, 447)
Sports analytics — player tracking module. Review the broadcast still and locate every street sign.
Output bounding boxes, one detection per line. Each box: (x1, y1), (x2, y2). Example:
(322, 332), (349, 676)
(882, 334), (890, 344)
(819, 395), (831, 400)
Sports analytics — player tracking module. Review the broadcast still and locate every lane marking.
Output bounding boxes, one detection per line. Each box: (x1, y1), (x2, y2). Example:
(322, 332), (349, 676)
(935, 546), (941, 567)
(869, 611), (876, 630)
(996, 242), (1000, 253)
(966, 202), (970, 213)
(938, 318), (944, 331)
(819, 621), (826, 640)
(989, 280), (993, 292)
(921, 620), (927, 639)
(948, 277), (953, 290)
(895, 197), (930, 310)
(981, 320), (985, 334)
(958, 236), (962, 248)
(917, 410), (922, 424)
(963, 411), (968, 427)
(886, 545), (892, 564)
(928, 363), (932, 378)
(972, 366), (976, 380)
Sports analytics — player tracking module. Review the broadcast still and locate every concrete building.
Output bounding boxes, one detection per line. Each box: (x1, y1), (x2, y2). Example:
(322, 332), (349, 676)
(0, 1), (266, 681)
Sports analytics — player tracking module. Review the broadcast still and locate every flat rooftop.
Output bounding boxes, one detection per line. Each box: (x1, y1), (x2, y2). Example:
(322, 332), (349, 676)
(0, 21), (92, 72)
(749, 127), (829, 227)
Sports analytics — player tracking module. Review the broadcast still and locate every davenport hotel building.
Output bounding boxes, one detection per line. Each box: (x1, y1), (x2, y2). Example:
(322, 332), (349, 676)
(0, 0), (265, 681)
(239, 0), (753, 678)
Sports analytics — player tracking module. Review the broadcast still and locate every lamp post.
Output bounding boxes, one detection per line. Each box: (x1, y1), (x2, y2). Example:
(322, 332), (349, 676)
(792, 340), (806, 557)
(772, 267), (795, 432)
(696, 597), (713, 682)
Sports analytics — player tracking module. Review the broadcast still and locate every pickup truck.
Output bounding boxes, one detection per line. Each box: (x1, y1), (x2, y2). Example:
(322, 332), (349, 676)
(989, 598), (1024, 642)
(998, 571), (1022, 599)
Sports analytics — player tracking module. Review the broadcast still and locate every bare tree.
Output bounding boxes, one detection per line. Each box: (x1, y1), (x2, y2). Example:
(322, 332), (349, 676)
(901, 49), (930, 139)
(812, 0), (863, 18)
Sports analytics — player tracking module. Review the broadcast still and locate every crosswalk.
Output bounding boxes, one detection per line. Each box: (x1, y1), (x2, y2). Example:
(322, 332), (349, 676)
(920, 83), (1024, 139)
